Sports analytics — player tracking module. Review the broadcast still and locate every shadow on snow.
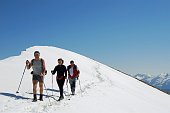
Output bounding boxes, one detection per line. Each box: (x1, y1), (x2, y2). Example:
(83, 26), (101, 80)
(0, 92), (30, 100)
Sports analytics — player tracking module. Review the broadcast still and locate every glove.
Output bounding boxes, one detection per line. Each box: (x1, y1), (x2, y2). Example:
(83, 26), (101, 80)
(51, 70), (54, 75)
(26, 60), (30, 65)
(44, 70), (47, 75)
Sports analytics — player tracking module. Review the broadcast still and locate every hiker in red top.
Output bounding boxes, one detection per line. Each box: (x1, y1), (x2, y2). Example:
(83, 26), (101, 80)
(67, 60), (80, 95)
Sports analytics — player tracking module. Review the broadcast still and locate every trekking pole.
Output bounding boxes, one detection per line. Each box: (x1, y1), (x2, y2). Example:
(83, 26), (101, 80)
(52, 74), (54, 96)
(16, 65), (27, 93)
(78, 78), (83, 96)
(44, 82), (52, 106)
(66, 79), (69, 95)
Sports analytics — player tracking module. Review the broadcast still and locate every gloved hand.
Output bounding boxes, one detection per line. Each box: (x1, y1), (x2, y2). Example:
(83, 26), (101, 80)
(26, 60), (30, 66)
(45, 70), (47, 75)
(51, 70), (54, 75)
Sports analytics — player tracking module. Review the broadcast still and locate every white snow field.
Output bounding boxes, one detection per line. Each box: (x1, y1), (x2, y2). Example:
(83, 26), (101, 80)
(0, 46), (170, 113)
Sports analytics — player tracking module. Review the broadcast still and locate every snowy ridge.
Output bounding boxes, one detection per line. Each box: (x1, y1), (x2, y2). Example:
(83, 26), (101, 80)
(0, 46), (170, 113)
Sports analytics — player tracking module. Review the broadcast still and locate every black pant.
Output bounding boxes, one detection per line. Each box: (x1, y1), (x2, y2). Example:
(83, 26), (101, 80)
(57, 79), (65, 97)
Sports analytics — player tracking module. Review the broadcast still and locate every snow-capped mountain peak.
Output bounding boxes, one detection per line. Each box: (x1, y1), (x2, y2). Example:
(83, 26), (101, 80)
(134, 73), (170, 95)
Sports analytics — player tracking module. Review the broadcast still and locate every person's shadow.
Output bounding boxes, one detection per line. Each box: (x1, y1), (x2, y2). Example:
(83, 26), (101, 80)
(0, 92), (30, 100)
(0, 89), (68, 101)
(45, 88), (60, 92)
(45, 88), (69, 96)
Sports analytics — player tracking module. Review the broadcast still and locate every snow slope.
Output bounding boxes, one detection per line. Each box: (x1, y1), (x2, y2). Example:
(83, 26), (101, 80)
(0, 46), (170, 113)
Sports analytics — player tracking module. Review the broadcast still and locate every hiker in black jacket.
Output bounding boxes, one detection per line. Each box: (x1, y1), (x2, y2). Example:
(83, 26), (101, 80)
(51, 58), (67, 101)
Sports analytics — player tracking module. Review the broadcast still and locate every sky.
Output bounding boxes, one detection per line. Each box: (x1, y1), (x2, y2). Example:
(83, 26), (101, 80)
(0, 0), (170, 75)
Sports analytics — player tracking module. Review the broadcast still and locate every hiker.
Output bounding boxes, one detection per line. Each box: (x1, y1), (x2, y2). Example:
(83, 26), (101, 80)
(51, 58), (67, 101)
(67, 60), (80, 95)
(26, 51), (46, 102)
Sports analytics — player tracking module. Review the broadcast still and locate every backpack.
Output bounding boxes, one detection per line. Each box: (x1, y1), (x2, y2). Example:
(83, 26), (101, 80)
(31, 59), (47, 75)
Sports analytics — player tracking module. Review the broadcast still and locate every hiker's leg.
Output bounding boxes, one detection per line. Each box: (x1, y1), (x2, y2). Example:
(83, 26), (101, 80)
(33, 80), (38, 94)
(72, 79), (76, 93)
(57, 79), (62, 97)
(39, 82), (44, 94)
(39, 82), (44, 101)
(60, 79), (65, 97)
(39, 76), (44, 94)
(69, 78), (74, 93)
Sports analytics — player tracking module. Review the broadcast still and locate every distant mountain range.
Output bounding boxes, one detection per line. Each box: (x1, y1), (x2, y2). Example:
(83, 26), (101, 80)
(133, 73), (170, 94)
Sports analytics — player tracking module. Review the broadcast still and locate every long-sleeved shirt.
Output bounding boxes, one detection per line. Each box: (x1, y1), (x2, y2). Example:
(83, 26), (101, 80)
(52, 65), (67, 78)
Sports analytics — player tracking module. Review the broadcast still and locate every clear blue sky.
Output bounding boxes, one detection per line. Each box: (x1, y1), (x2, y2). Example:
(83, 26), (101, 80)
(0, 0), (170, 75)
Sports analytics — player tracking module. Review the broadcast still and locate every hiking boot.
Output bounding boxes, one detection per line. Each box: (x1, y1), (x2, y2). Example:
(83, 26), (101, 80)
(39, 94), (43, 101)
(32, 94), (37, 102)
(71, 91), (75, 95)
(58, 96), (64, 101)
